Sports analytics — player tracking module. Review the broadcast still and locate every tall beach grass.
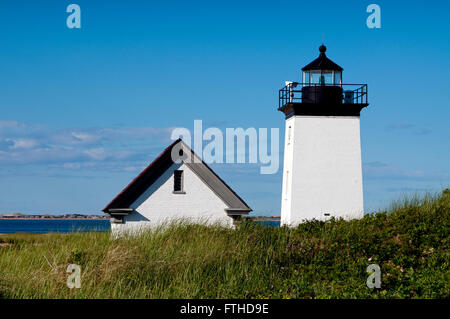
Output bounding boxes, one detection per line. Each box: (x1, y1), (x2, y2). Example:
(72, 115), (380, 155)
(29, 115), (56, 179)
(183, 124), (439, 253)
(0, 190), (448, 298)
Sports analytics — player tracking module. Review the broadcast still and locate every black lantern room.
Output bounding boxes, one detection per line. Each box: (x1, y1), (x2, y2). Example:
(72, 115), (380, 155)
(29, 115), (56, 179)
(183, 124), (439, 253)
(278, 45), (368, 117)
(302, 44), (343, 86)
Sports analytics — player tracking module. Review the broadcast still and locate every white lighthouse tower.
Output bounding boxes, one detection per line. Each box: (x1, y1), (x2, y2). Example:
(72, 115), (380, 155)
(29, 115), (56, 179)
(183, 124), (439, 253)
(279, 45), (369, 226)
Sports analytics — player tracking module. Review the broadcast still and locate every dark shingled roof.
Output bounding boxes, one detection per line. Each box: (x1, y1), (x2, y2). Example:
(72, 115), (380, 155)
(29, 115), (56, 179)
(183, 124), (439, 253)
(301, 45), (343, 72)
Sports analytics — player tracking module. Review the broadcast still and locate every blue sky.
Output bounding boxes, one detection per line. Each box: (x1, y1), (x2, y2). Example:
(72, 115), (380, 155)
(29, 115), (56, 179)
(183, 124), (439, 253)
(0, 0), (449, 215)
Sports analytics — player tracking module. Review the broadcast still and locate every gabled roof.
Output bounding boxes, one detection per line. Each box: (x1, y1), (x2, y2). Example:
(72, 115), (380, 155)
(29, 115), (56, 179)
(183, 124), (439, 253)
(103, 139), (252, 215)
(301, 45), (343, 72)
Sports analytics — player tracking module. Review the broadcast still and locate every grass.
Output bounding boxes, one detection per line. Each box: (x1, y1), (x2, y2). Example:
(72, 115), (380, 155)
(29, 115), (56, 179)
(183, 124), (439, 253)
(0, 190), (449, 299)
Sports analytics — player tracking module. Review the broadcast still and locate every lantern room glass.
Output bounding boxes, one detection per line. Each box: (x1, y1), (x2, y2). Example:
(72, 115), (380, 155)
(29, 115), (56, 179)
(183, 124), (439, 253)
(334, 71), (342, 86)
(303, 70), (342, 86)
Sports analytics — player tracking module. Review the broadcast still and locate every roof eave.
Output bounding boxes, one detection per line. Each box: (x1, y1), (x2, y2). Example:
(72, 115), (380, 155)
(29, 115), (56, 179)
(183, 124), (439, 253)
(225, 208), (252, 216)
(104, 208), (133, 216)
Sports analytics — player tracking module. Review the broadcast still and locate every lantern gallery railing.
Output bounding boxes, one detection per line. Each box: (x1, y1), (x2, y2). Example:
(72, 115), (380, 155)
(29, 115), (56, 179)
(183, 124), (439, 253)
(278, 83), (368, 109)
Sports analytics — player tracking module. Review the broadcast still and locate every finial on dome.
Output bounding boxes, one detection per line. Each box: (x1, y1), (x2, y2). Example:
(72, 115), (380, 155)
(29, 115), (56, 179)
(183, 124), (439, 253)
(319, 44), (327, 54)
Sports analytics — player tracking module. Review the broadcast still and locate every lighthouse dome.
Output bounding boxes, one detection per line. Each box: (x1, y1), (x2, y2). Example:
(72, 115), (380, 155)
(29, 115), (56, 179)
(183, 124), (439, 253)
(301, 45), (343, 72)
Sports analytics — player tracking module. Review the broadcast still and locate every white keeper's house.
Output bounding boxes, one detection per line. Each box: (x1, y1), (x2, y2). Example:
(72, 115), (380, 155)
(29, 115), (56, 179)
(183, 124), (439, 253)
(103, 139), (252, 233)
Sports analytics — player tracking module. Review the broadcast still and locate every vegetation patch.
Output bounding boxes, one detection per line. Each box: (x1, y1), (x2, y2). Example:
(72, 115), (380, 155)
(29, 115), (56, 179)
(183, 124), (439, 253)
(0, 190), (448, 299)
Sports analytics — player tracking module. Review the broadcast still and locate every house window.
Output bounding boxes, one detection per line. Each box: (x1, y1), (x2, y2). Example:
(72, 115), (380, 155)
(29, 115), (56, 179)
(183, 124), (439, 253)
(173, 170), (184, 193)
(287, 126), (292, 145)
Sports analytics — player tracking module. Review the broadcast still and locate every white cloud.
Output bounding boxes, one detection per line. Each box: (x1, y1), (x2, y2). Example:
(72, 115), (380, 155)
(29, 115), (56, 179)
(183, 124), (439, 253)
(71, 132), (96, 142)
(386, 123), (432, 135)
(63, 162), (81, 170)
(0, 120), (172, 172)
(0, 121), (23, 129)
(6, 138), (38, 149)
(83, 147), (107, 160)
(363, 161), (449, 181)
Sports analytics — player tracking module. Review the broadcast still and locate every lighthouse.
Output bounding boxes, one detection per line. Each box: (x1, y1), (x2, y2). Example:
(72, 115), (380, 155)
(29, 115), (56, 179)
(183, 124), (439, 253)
(279, 45), (369, 226)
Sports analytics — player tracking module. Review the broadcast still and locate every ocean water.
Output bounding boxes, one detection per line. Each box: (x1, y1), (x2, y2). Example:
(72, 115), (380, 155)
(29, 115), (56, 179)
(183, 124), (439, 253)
(0, 219), (110, 234)
(0, 219), (279, 234)
(255, 221), (280, 227)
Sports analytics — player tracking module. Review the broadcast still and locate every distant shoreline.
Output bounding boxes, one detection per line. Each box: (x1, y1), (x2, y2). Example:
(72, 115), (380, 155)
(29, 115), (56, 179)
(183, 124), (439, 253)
(0, 218), (109, 221)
